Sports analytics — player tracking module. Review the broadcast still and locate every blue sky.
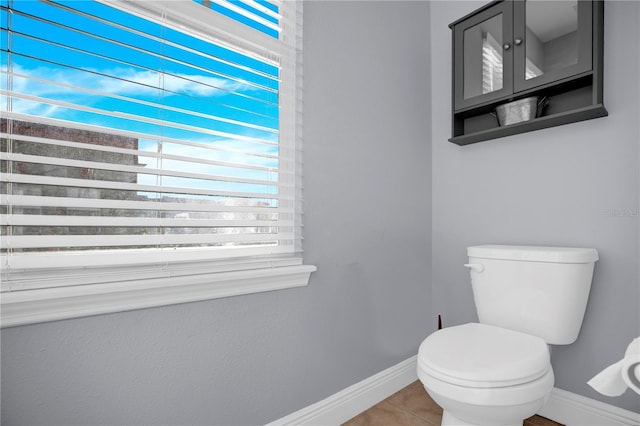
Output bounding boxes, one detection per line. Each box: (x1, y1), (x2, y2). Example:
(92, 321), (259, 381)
(1, 0), (282, 198)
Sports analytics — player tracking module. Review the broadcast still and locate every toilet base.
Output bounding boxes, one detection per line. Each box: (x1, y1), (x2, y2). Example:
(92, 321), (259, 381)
(442, 410), (520, 426)
(419, 365), (553, 426)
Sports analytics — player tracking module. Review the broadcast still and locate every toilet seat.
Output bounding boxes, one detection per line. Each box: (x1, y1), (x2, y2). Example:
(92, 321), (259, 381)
(418, 323), (550, 388)
(418, 366), (554, 408)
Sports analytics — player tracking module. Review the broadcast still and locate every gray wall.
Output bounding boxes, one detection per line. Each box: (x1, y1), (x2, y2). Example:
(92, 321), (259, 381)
(0, 2), (432, 425)
(430, 0), (640, 414)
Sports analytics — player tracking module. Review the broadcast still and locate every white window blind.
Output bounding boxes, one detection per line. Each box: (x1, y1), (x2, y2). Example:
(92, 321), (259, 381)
(0, 0), (305, 292)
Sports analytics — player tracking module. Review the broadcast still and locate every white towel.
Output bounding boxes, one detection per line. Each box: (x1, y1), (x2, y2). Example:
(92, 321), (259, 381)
(588, 337), (640, 397)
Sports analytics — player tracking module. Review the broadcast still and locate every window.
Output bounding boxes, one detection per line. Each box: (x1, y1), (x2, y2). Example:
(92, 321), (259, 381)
(482, 31), (503, 95)
(0, 0), (313, 327)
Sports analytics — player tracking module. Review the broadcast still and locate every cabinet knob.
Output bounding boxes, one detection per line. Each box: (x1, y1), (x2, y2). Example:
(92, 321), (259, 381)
(515, 38), (523, 46)
(503, 43), (511, 50)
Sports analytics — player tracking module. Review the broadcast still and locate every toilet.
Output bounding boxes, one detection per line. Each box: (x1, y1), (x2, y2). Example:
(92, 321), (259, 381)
(417, 245), (598, 426)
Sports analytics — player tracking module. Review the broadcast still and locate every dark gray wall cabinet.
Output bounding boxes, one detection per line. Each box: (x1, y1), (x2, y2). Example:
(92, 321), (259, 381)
(450, 0), (606, 145)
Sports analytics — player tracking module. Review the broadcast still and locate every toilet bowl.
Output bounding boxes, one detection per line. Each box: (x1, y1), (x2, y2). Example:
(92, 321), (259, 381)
(417, 323), (554, 426)
(418, 245), (598, 426)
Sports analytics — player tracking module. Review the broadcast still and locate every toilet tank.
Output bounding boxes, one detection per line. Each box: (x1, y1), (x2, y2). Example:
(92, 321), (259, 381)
(467, 245), (598, 345)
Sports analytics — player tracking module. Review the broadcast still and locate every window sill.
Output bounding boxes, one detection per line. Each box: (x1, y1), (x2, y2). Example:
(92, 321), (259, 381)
(0, 264), (316, 328)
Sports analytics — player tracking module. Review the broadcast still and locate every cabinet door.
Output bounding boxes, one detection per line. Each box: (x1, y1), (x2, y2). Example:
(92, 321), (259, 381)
(453, 1), (513, 111)
(513, 0), (592, 92)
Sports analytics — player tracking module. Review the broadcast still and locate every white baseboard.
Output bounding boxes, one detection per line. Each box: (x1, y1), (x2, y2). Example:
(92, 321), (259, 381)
(539, 387), (640, 426)
(266, 355), (418, 426)
(266, 354), (640, 426)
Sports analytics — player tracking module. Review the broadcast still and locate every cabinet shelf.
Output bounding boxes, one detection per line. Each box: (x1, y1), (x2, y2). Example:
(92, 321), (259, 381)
(449, 104), (608, 146)
(449, 0), (605, 145)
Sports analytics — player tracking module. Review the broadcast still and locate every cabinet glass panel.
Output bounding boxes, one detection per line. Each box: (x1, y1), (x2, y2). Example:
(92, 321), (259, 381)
(524, 0), (579, 80)
(463, 14), (504, 99)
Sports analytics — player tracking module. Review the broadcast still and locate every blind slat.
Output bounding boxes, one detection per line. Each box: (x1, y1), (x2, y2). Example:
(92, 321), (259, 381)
(1, 214), (289, 228)
(2, 152), (280, 187)
(1, 195), (287, 214)
(2, 246), (295, 273)
(0, 124), (281, 163)
(2, 232), (295, 249)
(0, 173), (291, 201)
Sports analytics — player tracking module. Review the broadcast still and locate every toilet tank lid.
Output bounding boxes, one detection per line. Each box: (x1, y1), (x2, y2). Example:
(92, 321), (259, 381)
(468, 245), (598, 263)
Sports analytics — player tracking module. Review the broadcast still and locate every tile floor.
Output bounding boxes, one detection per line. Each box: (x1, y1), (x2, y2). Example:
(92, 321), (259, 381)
(341, 380), (563, 426)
